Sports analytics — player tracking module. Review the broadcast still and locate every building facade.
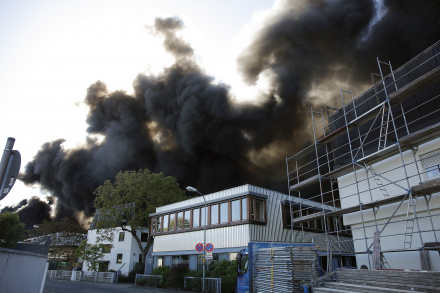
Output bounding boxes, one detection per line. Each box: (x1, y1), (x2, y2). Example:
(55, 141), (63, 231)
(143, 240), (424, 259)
(84, 227), (151, 275)
(149, 184), (355, 271)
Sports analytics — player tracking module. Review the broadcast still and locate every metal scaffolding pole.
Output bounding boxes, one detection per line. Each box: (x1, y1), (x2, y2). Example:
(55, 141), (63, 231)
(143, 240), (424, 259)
(339, 87), (372, 269)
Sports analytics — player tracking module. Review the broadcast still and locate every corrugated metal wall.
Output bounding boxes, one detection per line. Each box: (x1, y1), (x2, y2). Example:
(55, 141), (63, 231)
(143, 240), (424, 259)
(152, 184), (354, 254)
(248, 186), (354, 253)
(153, 224), (250, 253)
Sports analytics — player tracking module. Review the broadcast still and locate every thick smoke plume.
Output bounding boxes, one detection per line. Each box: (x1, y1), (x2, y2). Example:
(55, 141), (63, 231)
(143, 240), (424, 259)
(1, 197), (52, 230)
(19, 0), (440, 221)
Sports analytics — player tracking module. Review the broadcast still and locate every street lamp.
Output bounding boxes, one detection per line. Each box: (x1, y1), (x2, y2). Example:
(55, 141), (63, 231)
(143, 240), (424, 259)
(33, 225), (45, 241)
(186, 186), (207, 293)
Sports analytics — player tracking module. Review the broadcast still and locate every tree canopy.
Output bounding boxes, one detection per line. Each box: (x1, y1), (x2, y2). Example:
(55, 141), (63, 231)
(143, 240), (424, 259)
(0, 212), (25, 248)
(74, 240), (106, 272)
(93, 169), (186, 263)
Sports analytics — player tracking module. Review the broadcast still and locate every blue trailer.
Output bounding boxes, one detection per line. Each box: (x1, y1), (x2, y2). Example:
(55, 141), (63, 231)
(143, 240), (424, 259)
(236, 242), (316, 293)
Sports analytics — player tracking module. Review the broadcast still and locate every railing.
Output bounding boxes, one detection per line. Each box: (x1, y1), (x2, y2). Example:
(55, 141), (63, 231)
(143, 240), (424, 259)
(46, 270), (115, 283)
(57, 270), (72, 277)
(98, 272), (114, 278)
(184, 277), (221, 293)
(47, 270), (57, 279)
(135, 274), (162, 286)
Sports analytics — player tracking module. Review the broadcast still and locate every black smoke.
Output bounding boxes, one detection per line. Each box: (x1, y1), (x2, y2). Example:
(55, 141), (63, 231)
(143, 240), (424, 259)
(19, 1), (440, 220)
(1, 197), (52, 230)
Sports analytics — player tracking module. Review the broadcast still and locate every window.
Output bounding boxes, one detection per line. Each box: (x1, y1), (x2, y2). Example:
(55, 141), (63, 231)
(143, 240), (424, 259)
(163, 215), (169, 232)
(193, 208), (200, 227)
(177, 212), (184, 230)
(426, 165), (440, 178)
(421, 149), (440, 179)
(156, 217), (161, 233)
(181, 255), (189, 266)
(232, 200), (240, 221)
(119, 232), (125, 242)
(141, 233), (148, 242)
(102, 245), (111, 253)
(184, 211), (190, 229)
(116, 254), (123, 263)
(169, 214), (176, 231)
(220, 202), (228, 223)
(251, 198), (265, 221)
(152, 196), (255, 235)
(201, 207), (207, 226)
(242, 198), (247, 220)
(211, 205), (218, 225)
(157, 256), (163, 267)
(172, 256), (180, 266)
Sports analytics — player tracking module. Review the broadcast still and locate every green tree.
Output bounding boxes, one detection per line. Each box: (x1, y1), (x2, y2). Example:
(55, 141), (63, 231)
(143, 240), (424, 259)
(74, 239), (106, 272)
(0, 212), (25, 248)
(93, 169), (186, 264)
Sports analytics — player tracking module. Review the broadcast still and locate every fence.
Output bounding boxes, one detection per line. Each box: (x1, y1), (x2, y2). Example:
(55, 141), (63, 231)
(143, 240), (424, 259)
(135, 274), (162, 286)
(46, 270), (115, 283)
(184, 277), (221, 293)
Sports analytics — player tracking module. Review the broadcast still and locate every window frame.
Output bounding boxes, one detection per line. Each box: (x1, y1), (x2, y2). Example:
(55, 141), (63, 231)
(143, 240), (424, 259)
(119, 232), (125, 242)
(116, 254), (123, 264)
(151, 195), (260, 235)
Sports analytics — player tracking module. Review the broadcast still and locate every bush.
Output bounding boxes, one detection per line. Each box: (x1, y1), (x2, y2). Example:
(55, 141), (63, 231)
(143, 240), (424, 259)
(168, 264), (189, 288)
(119, 262), (145, 283)
(151, 265), (171, 287)
(117, 274), (133, 283)
(137, 277), (147, 286)
(210, 259), (237, 293)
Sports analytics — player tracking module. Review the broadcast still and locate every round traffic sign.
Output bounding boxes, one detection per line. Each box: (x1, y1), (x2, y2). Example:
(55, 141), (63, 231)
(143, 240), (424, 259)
(196, 243), (204, 252)
(206, 243), (214, 252)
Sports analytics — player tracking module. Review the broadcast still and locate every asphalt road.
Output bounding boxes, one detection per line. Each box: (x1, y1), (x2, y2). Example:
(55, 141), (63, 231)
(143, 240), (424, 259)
(43, 280), (183, 293)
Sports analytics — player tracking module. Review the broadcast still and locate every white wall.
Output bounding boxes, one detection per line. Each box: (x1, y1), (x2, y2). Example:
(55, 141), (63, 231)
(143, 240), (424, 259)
(0, 248), (48, 293)
(84, 227), (149, 275)
(338, 138), (440, 270)
(153, 225), (250, 253)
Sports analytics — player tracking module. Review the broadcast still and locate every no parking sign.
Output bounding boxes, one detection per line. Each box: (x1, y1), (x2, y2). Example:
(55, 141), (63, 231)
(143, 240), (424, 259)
(205, 243), (214, 252)
(196, 243), (204, 252)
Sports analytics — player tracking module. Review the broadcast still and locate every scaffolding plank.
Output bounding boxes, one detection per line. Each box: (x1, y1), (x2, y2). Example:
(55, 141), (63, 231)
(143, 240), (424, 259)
(291, 178), (440, 224)
(389, 65), (440, 104)
(411, 177), (440, 195)
(357, 144), (400, 165)
(400, 121), (440, 147)
(289, 174), (319, 191)
(291, 193), (408, 224)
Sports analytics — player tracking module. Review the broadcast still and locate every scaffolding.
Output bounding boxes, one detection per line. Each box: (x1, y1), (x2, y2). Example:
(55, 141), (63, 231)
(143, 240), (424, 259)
(286, 40), (440, 272)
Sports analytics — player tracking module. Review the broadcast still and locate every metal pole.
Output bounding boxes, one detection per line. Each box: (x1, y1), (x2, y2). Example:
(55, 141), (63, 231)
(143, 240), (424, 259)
(377, 58), (428, 268)
(199, 192), (207, 293)
(0, 137), (15, 186)
(339, 88), (372, 269)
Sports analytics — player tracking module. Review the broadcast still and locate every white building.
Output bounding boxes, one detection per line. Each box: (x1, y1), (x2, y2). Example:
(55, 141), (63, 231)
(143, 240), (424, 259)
(84, 227), (151, 275)
(287, 40), (440, 271)
(149, 184), (355, 271)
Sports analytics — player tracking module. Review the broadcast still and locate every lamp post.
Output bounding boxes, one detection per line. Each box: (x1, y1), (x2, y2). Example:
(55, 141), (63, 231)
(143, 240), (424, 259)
(186, 186), (206, 293)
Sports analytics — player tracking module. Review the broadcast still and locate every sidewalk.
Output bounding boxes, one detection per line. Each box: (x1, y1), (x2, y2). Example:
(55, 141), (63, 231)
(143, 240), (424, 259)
(46, 279), (184, 293)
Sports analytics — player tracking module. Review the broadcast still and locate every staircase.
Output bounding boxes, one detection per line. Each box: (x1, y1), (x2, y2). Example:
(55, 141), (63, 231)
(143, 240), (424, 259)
(313, 269), (440, 293)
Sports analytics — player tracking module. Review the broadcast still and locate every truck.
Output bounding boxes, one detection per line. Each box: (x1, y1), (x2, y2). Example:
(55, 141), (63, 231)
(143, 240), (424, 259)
(236, 242), (317, 293)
